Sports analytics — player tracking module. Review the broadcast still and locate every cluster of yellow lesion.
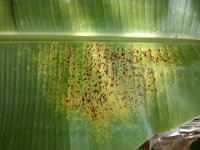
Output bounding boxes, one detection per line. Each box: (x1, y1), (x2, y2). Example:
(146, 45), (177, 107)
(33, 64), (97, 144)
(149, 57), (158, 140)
(37, 43), (181, 123)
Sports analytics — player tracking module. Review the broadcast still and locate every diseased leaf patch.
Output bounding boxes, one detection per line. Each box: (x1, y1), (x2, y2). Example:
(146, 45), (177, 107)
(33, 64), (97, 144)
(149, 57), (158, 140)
(36, 43), (182, 124)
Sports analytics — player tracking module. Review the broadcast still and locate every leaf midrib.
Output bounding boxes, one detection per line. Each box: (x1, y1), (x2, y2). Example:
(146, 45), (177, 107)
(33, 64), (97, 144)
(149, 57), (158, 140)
(0, 34), (200, 43)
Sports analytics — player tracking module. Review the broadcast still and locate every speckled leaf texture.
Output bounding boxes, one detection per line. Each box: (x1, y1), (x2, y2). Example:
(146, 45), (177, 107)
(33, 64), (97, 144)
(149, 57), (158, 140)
(0, 0), (200, 150)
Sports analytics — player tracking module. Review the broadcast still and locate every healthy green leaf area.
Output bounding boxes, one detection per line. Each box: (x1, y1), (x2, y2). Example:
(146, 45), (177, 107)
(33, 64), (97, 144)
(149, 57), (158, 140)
(0, 0), (200, 150)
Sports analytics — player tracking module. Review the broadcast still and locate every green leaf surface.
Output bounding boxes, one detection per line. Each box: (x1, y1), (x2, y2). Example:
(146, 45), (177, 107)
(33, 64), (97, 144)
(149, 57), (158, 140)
(0, 0), (200, 37)
(0, 42), (200, 150)
(0, 0), (16, 31)
(0, 0), (200, 150)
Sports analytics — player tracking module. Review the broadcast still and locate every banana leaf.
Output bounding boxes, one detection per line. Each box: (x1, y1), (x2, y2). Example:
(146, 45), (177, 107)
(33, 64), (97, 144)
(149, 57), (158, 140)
(0, 0), (200, 150)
